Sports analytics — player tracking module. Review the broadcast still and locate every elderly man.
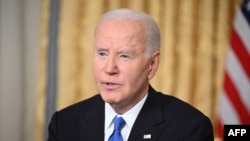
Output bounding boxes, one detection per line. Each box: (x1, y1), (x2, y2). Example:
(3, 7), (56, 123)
(48, 8), (214, 141)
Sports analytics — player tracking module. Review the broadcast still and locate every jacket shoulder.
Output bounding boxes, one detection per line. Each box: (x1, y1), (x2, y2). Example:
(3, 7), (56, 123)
(157, 91), (206, 117)
(57, 94), (103, 116)
(146, 88), (214, 140)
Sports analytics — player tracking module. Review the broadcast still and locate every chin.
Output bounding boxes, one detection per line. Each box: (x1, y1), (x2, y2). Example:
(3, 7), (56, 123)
(100, 93), (116, 103)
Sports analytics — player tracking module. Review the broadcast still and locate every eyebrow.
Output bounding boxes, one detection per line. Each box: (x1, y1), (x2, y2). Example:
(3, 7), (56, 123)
(95, 47), (108, 51)
(117, 50), (134, 55)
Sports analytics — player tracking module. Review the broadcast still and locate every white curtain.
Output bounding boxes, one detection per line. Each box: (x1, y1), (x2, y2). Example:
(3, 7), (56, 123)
(0, 0), (40, 141)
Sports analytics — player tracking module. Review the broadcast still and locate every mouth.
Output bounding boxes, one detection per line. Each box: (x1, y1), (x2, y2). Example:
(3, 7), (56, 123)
(101, 82), (121, 90)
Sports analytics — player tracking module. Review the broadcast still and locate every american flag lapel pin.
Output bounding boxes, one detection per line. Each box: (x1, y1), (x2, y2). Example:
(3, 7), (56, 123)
(143, 134), (151, 139)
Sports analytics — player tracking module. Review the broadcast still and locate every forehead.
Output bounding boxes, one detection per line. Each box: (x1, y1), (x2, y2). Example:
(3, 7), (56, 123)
(95, 20), (146, 49)
(96, 20), (146, 38)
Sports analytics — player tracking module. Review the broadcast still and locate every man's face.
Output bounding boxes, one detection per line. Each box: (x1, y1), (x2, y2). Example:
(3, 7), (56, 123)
(93, 20), (159, 111)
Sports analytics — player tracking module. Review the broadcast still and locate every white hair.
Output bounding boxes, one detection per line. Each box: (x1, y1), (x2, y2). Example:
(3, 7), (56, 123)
(95, 8), (161, 57)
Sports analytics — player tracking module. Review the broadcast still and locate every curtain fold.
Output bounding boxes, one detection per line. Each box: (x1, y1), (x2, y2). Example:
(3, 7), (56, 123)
(193, 0), (215, 118)
(36, 0), (50, 140)
(37, 0), (242, 140)
(57, 0), (81, 109)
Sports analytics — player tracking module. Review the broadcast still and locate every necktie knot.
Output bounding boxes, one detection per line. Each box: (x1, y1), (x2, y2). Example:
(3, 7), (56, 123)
(113, 117), (125, 131)
(108, 116), (125, 141)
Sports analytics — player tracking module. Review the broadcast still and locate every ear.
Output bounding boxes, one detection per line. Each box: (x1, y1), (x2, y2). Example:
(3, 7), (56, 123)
(148, 51), (160, 80)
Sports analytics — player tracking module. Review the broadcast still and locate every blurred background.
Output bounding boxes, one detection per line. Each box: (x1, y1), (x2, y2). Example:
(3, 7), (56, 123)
(1, 0), (248, 141)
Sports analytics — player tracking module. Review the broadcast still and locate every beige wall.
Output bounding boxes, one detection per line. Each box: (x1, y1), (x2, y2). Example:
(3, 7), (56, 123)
(0, 0), (40, 141)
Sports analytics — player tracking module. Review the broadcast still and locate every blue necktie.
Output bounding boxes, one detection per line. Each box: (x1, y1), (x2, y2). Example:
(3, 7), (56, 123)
(108, 116), (125, 141)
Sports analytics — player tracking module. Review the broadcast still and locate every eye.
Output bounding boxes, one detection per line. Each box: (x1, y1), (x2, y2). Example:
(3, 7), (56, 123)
(97, 51), (108, 57)
(99, 52), (106, 56)
(119, 53), (132, 60)
(120, 54), (130, 58)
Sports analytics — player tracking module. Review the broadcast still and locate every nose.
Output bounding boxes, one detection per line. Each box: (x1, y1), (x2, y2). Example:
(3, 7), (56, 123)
(105, 56), (119, 75)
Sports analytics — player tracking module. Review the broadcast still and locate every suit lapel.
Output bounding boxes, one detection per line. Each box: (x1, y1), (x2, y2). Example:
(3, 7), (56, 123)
(79, 95), (105, 141)
(77, 86), (165, 141)
(128, 86), (165, 141)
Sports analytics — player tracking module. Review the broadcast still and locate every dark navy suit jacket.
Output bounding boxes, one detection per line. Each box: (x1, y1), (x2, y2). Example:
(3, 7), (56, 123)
(47, 86), (214, 141)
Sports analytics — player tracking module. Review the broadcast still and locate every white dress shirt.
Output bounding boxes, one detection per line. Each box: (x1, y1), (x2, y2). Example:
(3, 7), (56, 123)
(104, 93), (148, 141)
